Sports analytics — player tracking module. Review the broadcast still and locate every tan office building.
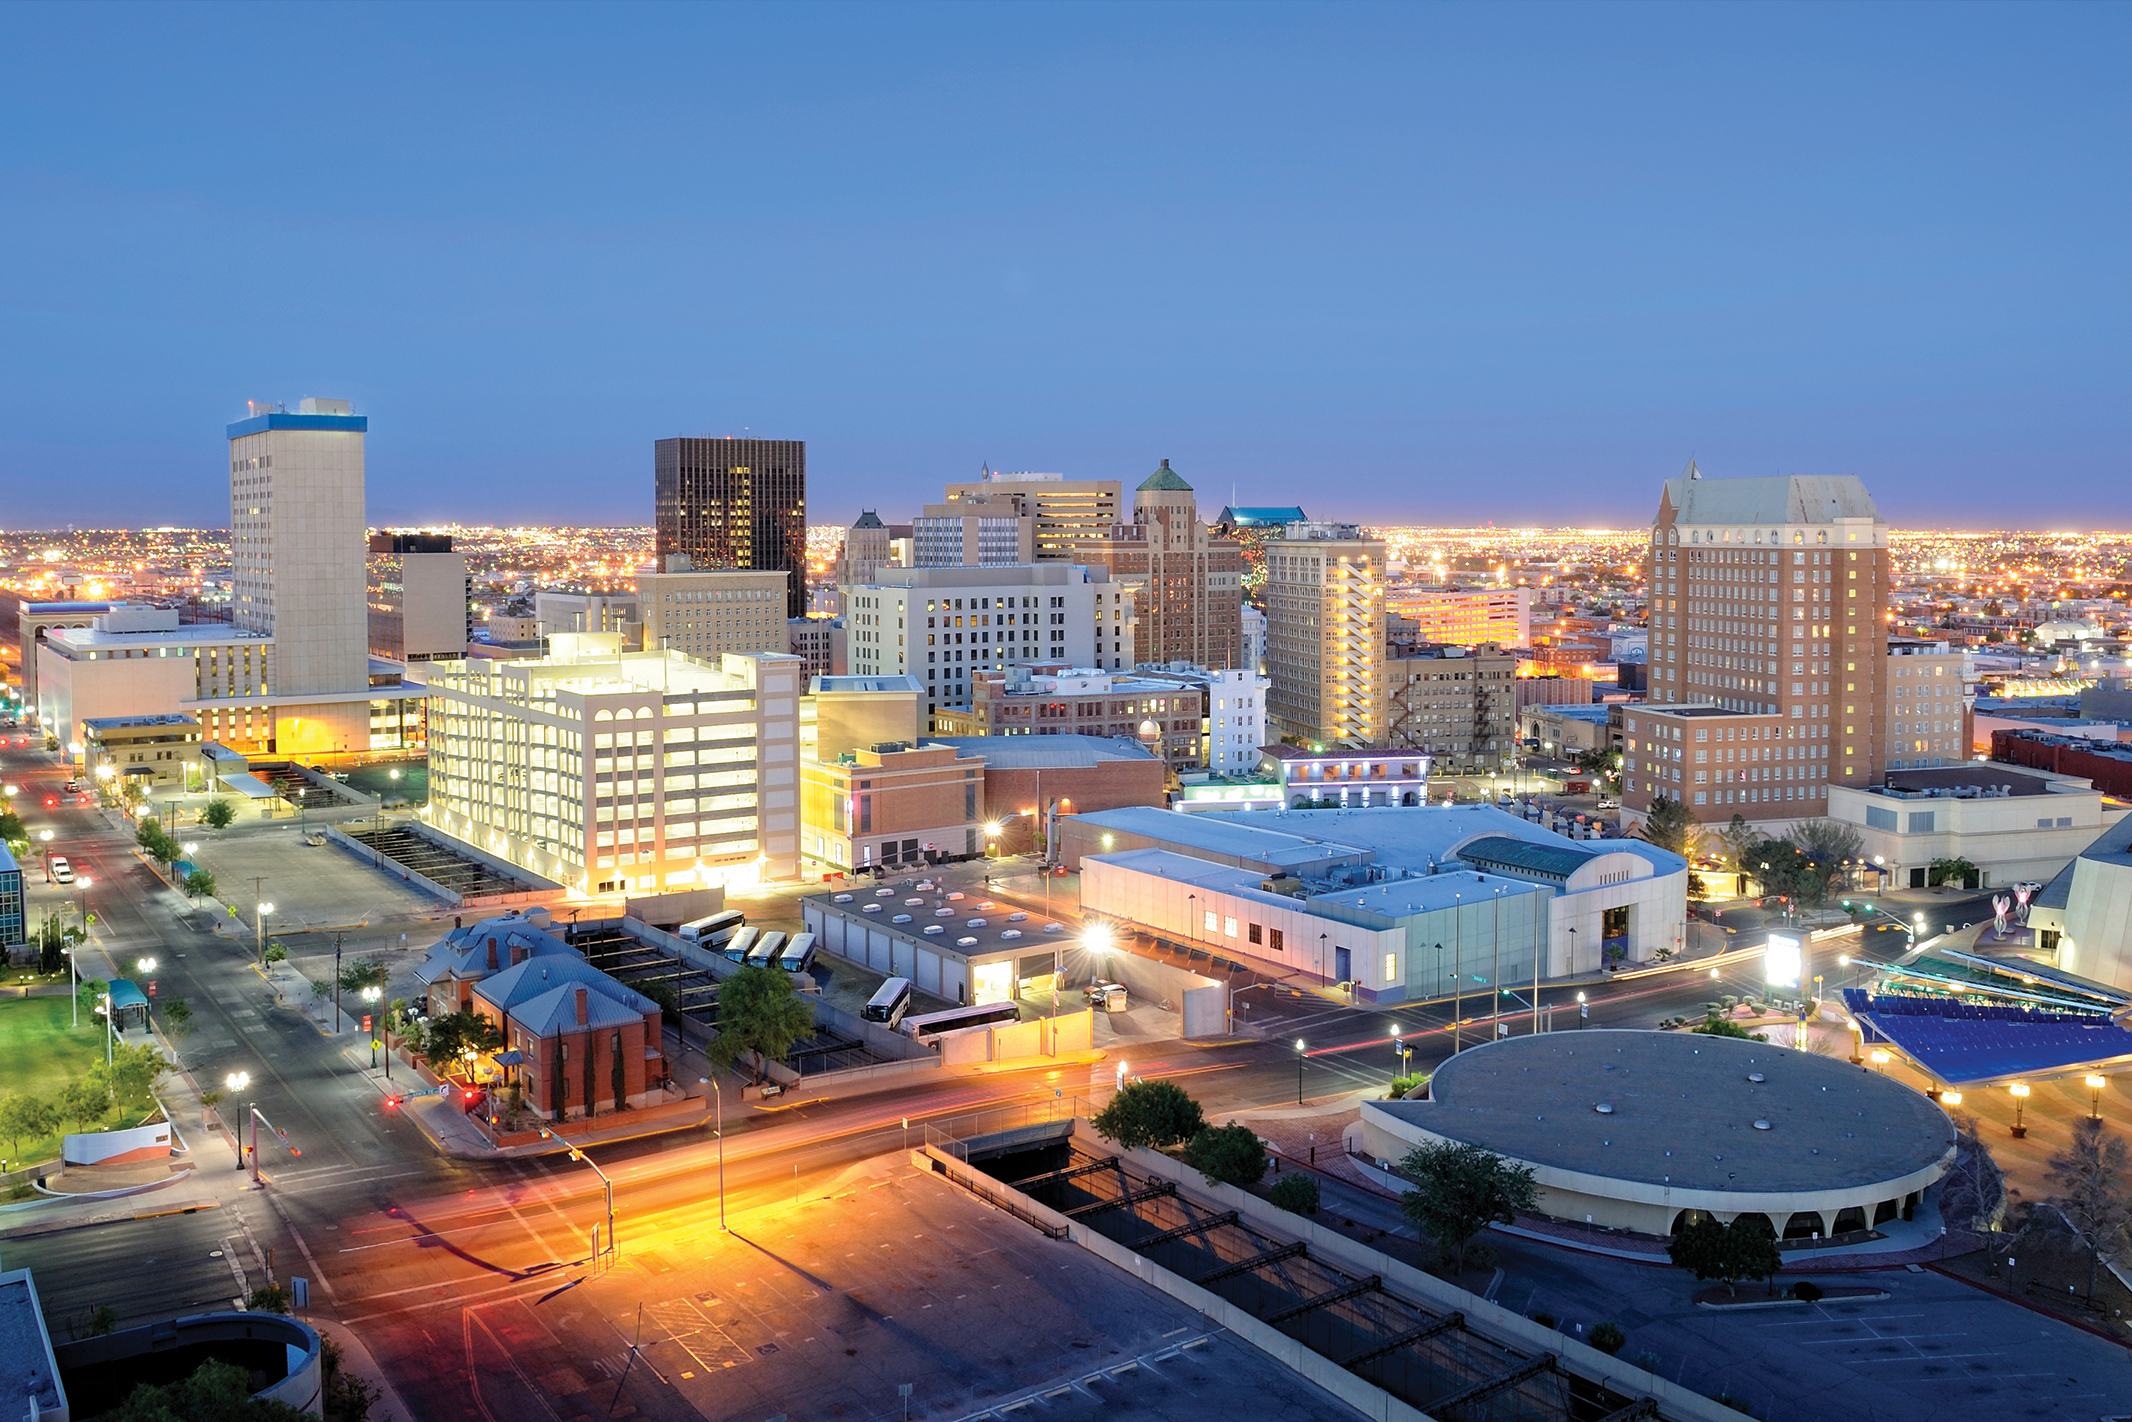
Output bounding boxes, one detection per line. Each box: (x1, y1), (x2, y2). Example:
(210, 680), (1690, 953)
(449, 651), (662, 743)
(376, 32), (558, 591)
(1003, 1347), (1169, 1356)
(1382, 641), (1518, 773)
(800, 740), (986, 873)
(1075, 461), (1245, 672)
(1265, 522), (1385, 748)
(941, 471), (1121, 562)
(635, 558), (790, 663)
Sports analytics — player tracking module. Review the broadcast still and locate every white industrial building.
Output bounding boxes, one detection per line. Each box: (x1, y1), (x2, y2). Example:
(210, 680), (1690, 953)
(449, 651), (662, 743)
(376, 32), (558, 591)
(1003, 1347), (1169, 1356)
(1828, 763), (2127, 891)
(410, 635), (802, 895)
(1066, 804), (1690, 1004)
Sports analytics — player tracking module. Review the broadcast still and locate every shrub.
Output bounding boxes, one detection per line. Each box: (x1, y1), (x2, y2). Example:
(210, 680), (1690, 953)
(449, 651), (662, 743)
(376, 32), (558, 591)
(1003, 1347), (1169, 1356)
(1090, 1079), (1205, 1151)
(1790, 1280), (1823, 1303)
(1182, 1123), (1267, 1187)
(263, 943), (288, 965)
(248, 1283), (292, 1314)
(1268, 1172), (1320, 1215)
(1531, 1311), (1557, 1328)
(1387, 1074), (1427, 1100)
(202, 798), (236, 830)
(1589, 1321), (1626, 1355)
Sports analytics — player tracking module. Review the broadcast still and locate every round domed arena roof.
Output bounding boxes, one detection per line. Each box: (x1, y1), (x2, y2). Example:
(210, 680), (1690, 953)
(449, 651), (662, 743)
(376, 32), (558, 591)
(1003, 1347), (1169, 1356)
(1374, 1030), (1954, 1196)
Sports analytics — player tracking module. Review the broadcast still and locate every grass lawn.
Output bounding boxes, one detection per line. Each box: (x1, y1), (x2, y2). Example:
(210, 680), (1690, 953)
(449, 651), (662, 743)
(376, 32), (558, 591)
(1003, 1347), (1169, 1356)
(0, 995), (141, 1173)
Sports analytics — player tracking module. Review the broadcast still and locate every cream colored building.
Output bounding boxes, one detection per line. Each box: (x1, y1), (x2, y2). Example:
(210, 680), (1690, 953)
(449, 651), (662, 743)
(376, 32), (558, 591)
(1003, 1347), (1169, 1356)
(635, 557), (790, 662)
(411, 636), (802, 895)
(1882, 637), (1973, 771)
(940, 471), (1121, 562)
(1265, 522), (1385, 747)
(1383, 584), (1532, 648)
(1828, 762), (2126, 891)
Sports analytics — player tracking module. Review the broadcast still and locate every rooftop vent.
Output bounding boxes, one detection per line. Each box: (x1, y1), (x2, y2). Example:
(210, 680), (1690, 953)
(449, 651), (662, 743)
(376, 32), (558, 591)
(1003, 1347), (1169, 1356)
(1594, 1103), (1615, 1115)
(1753, 1120), (1773, 1131)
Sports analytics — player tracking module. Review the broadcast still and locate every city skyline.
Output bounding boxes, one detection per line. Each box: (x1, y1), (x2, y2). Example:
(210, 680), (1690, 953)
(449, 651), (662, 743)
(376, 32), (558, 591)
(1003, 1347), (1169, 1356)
(3, 5), (2127, 527)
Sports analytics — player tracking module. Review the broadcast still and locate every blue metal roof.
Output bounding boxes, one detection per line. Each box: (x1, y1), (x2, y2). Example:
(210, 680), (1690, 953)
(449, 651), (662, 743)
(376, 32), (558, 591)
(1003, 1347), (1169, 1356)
(226, 412), (367, 438)
(1845, 990), (2132, 1085)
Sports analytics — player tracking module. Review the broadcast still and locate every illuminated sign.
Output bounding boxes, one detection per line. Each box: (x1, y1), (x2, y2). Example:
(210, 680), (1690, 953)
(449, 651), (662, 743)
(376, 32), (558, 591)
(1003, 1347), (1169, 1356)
(1764, 933), (1802, 989)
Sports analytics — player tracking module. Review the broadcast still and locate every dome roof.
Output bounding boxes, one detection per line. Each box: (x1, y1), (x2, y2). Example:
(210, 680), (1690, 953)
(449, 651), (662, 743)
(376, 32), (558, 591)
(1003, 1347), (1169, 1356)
(1137, 459), (1192, 493)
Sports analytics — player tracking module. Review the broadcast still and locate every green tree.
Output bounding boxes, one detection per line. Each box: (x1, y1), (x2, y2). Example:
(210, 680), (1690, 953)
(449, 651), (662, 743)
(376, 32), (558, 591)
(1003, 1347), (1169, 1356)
(248, 1283), (292, 1313)
(0, 1092), (59, 1159)
(0, 806), (28, 850)
(1396, 1139), (1539, 1271)
(708, 966), (816, 1078)
(262, 942), (288, 965)
(1928, 856), (1980, 889)
(202, 798), (237, 830)
(337, 958), (390, 994)
(1713, 814), (1765, 875)
(1667, 1216), (1782, 1297)
(1939, 1111), (2005, 1233)
(1588, 1320), (1627, 1355)
(161, 997), (194, 1040)
(1787, 819), (1865, 907)
(183, 868), (217, 901)
(58, 1076), (111, 1132)
(1181, 1123), (1267, 1187)
(79, 976), (109, 1016)
(1089, 1079), (1206, 1151)
(136, 819), (173, 858)
(421, 1010), (504, 1073)
(1636, 795), (1696, 856)
(1691, 1014), (1763, 1040)
(1268, 1172), (1321, 1215)
(106, 1357), (315, 1421)
(109, 1041), (170, 1107)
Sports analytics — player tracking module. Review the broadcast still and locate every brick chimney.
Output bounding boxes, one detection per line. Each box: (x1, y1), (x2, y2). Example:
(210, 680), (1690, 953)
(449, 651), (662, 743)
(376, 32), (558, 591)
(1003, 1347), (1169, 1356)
(574, 986), (588, 1026)
(486, 936), (499, 971)
(512, 942), (529, 966)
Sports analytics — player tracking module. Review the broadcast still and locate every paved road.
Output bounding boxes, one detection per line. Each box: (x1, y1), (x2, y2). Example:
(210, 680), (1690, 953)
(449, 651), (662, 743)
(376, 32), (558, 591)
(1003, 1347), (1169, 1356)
(0, 741), (2028, 1422)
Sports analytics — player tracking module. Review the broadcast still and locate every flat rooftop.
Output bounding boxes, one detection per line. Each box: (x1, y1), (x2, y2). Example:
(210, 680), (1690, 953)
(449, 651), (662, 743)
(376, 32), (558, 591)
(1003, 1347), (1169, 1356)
(1197, 804), (1688, 880)
(1376, 1030), (1953, 1194)
(1871, 765), (2059, 798)
(1067, 805), (1364, 871)
(807, 882), (1070, 964)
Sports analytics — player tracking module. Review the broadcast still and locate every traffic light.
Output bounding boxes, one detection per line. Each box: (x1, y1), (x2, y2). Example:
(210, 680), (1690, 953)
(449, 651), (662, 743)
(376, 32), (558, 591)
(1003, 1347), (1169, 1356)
(384, 1096), (401, 1109)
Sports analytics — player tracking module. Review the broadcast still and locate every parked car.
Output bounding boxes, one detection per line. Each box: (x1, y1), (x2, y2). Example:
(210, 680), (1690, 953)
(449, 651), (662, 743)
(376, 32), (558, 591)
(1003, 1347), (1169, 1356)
(50, 856), (73, 884)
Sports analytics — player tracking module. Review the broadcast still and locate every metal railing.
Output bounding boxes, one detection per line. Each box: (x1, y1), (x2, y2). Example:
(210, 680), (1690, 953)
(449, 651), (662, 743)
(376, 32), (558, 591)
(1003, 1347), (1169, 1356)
(922, 1096), (1087, 1161)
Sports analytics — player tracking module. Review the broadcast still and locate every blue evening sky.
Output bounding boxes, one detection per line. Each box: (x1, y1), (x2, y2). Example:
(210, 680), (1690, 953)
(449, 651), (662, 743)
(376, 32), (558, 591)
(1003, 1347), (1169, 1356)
(1, 2), (2125, 530)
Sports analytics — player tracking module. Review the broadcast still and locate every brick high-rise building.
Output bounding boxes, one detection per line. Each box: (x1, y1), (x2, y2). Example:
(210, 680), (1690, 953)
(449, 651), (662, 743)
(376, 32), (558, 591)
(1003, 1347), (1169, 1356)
(654, 437), (807, 618)
(1628, 463), (1889, 830)
(1076, 461), (1244, 671)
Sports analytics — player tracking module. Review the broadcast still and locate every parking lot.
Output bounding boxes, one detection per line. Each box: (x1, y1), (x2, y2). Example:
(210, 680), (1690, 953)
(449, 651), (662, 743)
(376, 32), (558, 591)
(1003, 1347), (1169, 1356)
(184, 820), (447, 935)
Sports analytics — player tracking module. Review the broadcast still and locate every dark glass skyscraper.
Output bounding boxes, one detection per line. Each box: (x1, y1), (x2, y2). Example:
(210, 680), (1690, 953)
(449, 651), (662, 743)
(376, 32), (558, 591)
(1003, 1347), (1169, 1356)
(654, 437), (807, 617)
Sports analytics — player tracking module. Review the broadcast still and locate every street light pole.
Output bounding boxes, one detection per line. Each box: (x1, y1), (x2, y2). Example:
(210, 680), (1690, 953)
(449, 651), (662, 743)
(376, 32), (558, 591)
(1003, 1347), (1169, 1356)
(1294, 1039), (1306, 1106)
(711, 1077), (726, 1232)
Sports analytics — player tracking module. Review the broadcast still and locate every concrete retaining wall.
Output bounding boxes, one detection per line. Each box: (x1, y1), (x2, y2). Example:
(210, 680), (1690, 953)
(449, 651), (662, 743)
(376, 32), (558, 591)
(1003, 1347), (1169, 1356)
(63, 1119), (172, 1167)
(324, 823), (462, 905)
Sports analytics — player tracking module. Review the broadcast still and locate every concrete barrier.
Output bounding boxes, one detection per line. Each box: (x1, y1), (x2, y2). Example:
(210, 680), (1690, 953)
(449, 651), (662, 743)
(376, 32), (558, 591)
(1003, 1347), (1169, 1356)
(324, 824), (462, 904)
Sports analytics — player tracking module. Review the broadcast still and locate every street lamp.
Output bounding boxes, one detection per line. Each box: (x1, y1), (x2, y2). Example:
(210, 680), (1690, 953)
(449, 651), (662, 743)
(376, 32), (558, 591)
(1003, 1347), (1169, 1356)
(1940, 1090), (1963, 1108)
(2009, 1082), (2030, 1138)
(1294, 1039), (1306, 1106)
(1576, 989), (1587, 1029)
(539, 1129), (616, 1256)
(1869, 1049), (1890, 1074)
(2087, 1074), (2107, 1120)
(255, 902), (275, 965)
(984, 821), (1001, 860)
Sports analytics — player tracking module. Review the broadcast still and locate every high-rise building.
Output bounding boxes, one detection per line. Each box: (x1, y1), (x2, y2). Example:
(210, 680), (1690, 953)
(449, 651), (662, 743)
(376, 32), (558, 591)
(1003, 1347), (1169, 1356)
(411, 636), (803, 894)
(1212, 505), (1308, 597)
(1628, 462), (1889, 829)
(1076, 461), (1244, 671)
(634, 556), (789, 662)
(835, 510), (893, 587)
(228, 398), (369, 696)
(911, 493), (1035, 567)
(1382, 584), (1532, 648)
(842, 564), (1136, 723)
(1381, 640), (1518, 773)
(941, 470), (1120, 561)
(654, 437), (807, 618)
(368, 532), (472, 662)
(1265, 522), (1385, 748)
(1882, 638), (1973, 771)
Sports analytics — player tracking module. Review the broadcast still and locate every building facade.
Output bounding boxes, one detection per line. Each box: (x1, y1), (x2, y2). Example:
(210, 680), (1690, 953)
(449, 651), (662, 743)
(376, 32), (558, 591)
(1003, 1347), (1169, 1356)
(911, 494), (1035, 568)
(842, 564), (1137, 723)
(634, 558), (789, 662)
(1622, 703), (1799, 826)
(15, 601), (110, 723)
(940, 471), (1121, 562)
(1828, 763), (2126, 891)
(1265, 522), (1385, 747)
(1074, 461), (1245, 672)
(367, 532), (471, 662)
(1381, 641), (1517, 773)
(1211, 506), (1308, 597)
(1640, 463), (1891, 827)
(412, 636), (803, 895)
(1883, 638), (1973, 771)
(835, 510), (894, 588)
(788, 617), (848, 681)
(228, 399), (370, 698)
(799, 740), (986, 872)
(1383, 584), (1532, 648)
(654, 436), (808, 618)
(933, 664), (1259, 774)
(81, 714), (203, 793)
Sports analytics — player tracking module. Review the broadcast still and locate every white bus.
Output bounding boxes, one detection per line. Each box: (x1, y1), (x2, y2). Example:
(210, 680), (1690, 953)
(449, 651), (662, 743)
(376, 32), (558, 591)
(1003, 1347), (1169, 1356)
(901, 1001), (1021, 1040)
(721, 926), (760, 964)
(678, 910), (746, 949)
(778, 932), (818, 976)
(863, 977), (913, 1029)
(746, 930), (787, 969)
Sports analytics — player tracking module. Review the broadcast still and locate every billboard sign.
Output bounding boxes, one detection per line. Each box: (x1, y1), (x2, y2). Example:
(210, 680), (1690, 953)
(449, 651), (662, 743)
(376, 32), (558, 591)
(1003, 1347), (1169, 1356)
(1763, 933), (1802, 989)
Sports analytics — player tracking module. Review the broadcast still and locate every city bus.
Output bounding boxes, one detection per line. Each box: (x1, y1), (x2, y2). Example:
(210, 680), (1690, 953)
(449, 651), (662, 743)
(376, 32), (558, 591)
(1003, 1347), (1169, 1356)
(678, 910), (745, 950)
(746, 930), (787, 969)
(900, 1001), (1021, 1041)
(863, 977), (913, 1029)
(778, 932), (818, 976)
